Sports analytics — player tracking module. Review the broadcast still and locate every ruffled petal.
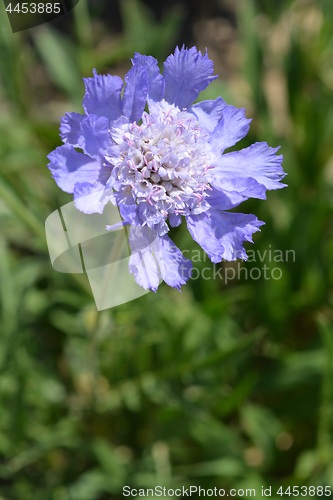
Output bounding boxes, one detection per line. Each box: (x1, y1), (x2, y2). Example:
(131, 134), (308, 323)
(129, 250), (160, 292)
(152, 234), (192, 291)
(114, 185), (135, 206)
(77, 115), (111, 159)
(209, 105), (251, 152)
(132, 53), (165, 102)
(121, 64), (149, 123)
(213, 142), (286, 191)
(109, 115), (130, 145)
(168, 212), (182, 227)
(187, 209), (264, 262)
(74, 182), (115, 215)
(119, 204), (141, 225)
(83, 69), (123, 121)
(47, 144), (110, 193)
(128, 226), (192, 292)
(60, 112), (84, 146)
(163, 46), (218, 110)
(189, 97), (226, 133)
(128, 226), (160, 291)
(207, 178), (267, 210)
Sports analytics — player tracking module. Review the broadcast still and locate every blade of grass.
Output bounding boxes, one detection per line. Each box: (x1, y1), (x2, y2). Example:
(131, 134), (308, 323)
(0, 174), (46, 244)
(0, 174), (91, 294)
(317, 314), (333, 465)
(32, 25), (83, 106)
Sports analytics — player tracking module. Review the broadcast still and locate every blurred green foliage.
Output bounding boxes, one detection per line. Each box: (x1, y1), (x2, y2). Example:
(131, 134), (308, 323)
(0, 0), (333, 498)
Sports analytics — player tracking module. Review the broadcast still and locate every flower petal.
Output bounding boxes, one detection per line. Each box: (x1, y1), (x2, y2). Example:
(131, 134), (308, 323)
(60, 112), (84, 146)
(47, 144), (110, 193)
(209, 105), (251, 152)
(189, 97), (226, 133)
(114, 185), (135, 206)
(168, 212), (182, 227)
(207, 178), (267, 210)
(187, 209), (264, 262)
(152, 234), (192, 291)
(132, 53), (165, 102)
(121, 64), (149, 123)
(128, 226), (160, 291)
(74, 182), (115, 214)
(119, 204), (141, 225)
(163, 46), (218, 110)
(77, 115), (111, 159)
(213, 142), (286, 191)
(83, 69), (123, 121)
(129, 250), (160, 292)
(128, 226), (192, 291)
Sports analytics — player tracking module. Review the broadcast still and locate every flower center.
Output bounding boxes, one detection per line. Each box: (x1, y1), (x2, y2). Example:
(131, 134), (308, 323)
(111, 101), (215, 230)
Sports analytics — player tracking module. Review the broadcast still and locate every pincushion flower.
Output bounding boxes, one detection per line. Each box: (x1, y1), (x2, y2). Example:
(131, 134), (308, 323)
(48, 46), (286, 292)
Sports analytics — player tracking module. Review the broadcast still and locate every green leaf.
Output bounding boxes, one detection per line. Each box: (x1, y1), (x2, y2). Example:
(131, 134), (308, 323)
(32, 25), (83, 105)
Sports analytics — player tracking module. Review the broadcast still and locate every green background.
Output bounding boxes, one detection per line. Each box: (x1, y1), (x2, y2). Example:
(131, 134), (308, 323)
(0, 0), (332, 498)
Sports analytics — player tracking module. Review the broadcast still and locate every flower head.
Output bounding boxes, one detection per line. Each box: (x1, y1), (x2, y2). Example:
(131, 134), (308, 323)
(48, 46), (286, 292)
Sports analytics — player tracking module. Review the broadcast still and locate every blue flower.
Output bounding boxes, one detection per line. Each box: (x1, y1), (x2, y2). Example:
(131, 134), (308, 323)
(48, 46), (286, 292)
